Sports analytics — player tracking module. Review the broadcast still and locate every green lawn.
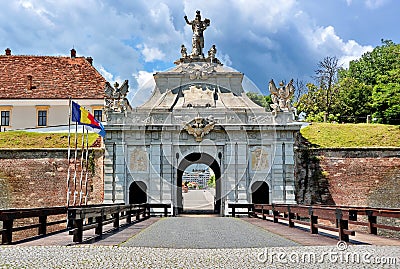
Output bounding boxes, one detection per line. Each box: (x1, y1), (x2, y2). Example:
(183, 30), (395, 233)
(0, 131), (100, 148)
(300, 123), (400, 148)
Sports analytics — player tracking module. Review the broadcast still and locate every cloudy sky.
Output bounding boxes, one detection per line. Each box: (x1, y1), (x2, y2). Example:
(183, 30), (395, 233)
(1, 0), (399, 105)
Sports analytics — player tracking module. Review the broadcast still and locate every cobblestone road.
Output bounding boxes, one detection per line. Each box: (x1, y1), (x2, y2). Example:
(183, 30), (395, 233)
(0, 245), (399, 268)
(121, 216), (299, 248)
(1, 216), (399, 268)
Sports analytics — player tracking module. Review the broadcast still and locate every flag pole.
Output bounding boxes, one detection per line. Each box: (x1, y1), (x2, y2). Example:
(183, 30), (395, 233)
(78, 125), (85, 206)
(72, 121), (79, 206)
(84, 128), (90, 205)
(66, 98), (72, 207)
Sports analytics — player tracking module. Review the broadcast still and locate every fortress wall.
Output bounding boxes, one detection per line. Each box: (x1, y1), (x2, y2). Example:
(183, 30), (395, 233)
(295, 147), (400, 208)
(0, 149), (104, 209)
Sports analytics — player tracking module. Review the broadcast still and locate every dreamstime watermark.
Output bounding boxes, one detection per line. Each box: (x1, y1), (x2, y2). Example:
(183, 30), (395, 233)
(257, 241), (398, 265)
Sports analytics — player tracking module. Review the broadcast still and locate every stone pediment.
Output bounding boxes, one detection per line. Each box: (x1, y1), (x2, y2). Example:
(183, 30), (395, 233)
(182, 85), (214, 108)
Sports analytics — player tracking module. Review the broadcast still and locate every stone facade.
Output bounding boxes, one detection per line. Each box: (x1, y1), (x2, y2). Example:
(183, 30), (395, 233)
(104, 61), (301, 215)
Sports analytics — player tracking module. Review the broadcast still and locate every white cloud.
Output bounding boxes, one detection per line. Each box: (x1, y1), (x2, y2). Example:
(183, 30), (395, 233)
(365, 0), (388, 9)
(1, 0), (397, 97)
(138, 44), (166, 62)
(98, 65), (114, 82)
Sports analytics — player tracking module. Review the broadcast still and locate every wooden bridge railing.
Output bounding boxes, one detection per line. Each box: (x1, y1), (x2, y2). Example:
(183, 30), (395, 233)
(0, 203), (171, 245)
(0, 206), (68, 245)
(68, 203), (171, 243)
(228, 203), (400, 242)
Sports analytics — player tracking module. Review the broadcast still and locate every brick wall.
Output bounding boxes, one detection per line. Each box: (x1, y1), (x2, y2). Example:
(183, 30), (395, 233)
(0, 149), (104, 209)
(295, 146), (400, 208)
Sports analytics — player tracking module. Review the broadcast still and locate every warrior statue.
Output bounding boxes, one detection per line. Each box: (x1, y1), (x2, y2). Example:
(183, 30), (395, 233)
(269, 79), (295, 112)
(184, 10), (210, 58)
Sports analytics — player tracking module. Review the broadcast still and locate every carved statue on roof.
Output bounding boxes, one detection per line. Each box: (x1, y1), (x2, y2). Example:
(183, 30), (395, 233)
(180, 45), (187, 58)
(104, 80), (130, 113)
(269, 79), (294, 112)
(184, 10), (210, 58)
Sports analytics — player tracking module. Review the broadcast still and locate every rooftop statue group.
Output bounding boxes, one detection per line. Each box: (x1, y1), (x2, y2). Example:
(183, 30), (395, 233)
(176, 10), (220, 64)
(177, 10), (295, 113)
(269, 79), (295, 112)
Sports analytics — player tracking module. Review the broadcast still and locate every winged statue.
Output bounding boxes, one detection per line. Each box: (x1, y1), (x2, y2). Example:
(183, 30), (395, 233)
(104, 80), (130, 112)
(183, 116), (215, 142)
(269, 79), (294, 112)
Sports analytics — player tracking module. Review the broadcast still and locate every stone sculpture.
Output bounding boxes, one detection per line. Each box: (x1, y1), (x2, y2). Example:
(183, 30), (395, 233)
(184, 10), (210, 58)
(104, 80), (129, 113)
(269, 79), (294, 112)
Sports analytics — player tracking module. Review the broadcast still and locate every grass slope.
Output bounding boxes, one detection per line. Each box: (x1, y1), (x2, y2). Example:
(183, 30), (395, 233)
(301, 123), (400, 148)
(0, 131), (99, 148)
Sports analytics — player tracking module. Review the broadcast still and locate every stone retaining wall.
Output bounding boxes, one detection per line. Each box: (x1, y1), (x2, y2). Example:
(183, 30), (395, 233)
(295, 146), (400, 208)
(0, 148), (104, 209)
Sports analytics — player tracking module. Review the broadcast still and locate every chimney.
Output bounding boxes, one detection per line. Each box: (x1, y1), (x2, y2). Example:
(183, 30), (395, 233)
(5, 48), (11, 56)
(86, 57), (93, 65)
(70, 48), (76, 58)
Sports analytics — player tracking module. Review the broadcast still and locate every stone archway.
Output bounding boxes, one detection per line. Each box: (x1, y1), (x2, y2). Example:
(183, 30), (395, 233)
(251, 181), (269, 204)
(177, 152), (221, 214)
(129, 181), (147, 204)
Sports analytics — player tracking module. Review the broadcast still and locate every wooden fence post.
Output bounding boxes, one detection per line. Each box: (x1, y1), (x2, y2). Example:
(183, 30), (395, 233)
(309, 207), (318, 234)
(336, 209), (349, 242)
(2, 219), (13, 245)
(366, 210), (377, 235)
(113, 212), (120, 229)
(288, 206), (294, 228)
(73, 219), (83, 243)
(38, 215), (47, 235)
(95, 216), (103, 236)
(164, 205), (168, 217)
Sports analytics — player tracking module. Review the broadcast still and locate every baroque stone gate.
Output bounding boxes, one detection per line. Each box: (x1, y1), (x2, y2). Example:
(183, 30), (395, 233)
(103, 11), (301, 215)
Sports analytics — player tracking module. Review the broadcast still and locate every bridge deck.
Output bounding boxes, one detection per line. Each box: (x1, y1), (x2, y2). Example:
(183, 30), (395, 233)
(17, 215), (400, 247)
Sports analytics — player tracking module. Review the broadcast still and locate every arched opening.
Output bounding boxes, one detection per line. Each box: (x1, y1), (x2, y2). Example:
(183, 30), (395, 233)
(251, 181), (269, 204)
(129, 181), (147, 204)
(177, 152), (221, 214)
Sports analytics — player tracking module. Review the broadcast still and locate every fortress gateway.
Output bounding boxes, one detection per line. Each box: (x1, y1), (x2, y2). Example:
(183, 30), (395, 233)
(103, 11), (301, 215)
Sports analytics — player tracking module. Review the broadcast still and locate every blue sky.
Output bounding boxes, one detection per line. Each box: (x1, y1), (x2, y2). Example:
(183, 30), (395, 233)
(1, 0), (399, 105)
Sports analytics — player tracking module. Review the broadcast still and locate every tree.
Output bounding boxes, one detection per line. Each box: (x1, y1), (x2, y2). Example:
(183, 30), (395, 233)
(345, 39), (400, 86)
(246, 92), (272, 110)
(314, 56), (341, 116)
(341, 39), (400, 124)
(293, 79), (308, 103)
(337, 78), (373, 123)
(371, 69), (400, 124)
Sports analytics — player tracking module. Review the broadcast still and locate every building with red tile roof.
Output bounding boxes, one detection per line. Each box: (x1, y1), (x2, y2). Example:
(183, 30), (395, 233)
(0, 48), (106, 130)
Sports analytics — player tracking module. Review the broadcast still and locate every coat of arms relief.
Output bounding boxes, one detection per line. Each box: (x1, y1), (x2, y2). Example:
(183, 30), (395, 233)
(183, 116), (215, 142)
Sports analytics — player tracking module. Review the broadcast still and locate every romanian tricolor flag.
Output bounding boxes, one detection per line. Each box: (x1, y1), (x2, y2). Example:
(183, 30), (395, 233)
(71, 101), (106, 137)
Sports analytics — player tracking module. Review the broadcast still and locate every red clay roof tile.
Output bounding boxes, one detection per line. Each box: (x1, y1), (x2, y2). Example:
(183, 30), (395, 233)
(0, 55), (106, 99)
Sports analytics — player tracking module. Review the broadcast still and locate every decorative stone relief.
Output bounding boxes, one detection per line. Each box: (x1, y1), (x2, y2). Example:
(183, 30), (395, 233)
(129, 148), (148, 172)
(183, 85), (214, 107)
(183, 116), (215, 142)
(181, 62), (216, 80)
(251, 147), (269, 171)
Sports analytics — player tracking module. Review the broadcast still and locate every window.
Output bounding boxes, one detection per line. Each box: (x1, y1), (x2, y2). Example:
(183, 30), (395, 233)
(94, 110), (103, 122)
(1, 111), (10, 126)
(38, 110), (47, 126)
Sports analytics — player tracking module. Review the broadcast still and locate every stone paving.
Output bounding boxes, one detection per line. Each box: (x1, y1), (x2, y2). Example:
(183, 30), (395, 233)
(0, 245), (399, 268)
(2, 216), (400, 268)
(121, 216), (299, 248)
